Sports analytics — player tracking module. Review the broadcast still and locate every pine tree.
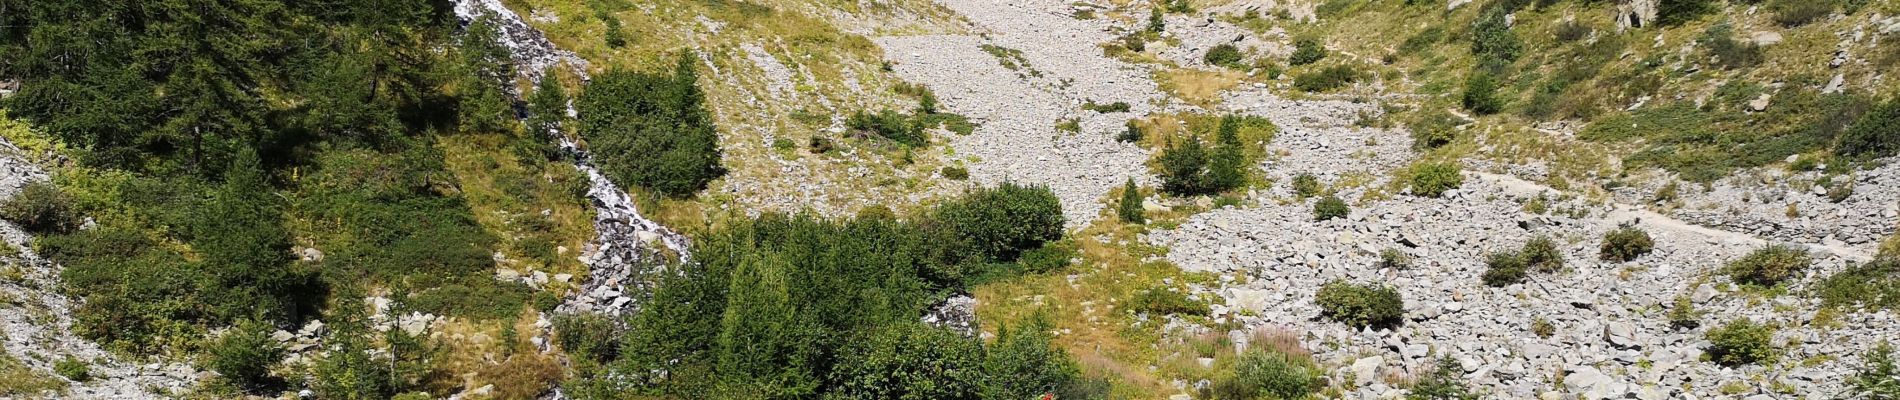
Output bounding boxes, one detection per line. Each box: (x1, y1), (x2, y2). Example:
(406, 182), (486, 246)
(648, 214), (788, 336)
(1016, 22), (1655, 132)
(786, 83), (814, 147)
(457, 9), (517, 133)
(1147, 6), (1166, 33)
(193, 148), (300, 322)
(1118, 178), (1145, 224)
(1158, 136), (1209, 195)
(715, 252), (819, 395)
(1206, 115), (1247, 192)
(522, 70), (569, 160)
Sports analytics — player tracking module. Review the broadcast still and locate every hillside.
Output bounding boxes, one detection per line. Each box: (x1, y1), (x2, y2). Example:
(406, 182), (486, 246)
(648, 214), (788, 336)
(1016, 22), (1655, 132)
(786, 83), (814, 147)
(0, 0), (1898, 398)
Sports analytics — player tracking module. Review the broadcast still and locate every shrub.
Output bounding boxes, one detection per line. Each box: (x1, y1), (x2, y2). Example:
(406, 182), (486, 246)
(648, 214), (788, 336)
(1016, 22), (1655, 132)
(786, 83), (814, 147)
(1706, 319), (1777, 366)
(1657, 0), (1717, 26)
(1406, 356), (1478, 400)
(1852, 342), (1900, 398)
(1553, 20), (1591, 43)
(1599, 226), (1655, 261)
(1, 181), (81, 233)
(1461, 71), (1505, 115)
(1312, 196), (1349, 221)
(53, 357), (90, 382)
(1482, 251), (1528, 287)
(828, 323), (985, 400)
(941, 166), (969, 180)
(1771, 0), (1833, 27)
(1209, 350), (1319, 400)
(1118, 178), (1145, 224)
(1128, 289), (1211, 316)
(935, 183), (1066, 263)
(1408, 109), (1461, 150)
(1470, 10), (1521, 64)
(1521, 235), (1564, 273)
(1839, 98), (1900, 160)
(1531, 317), (1555, 338)
(578, 55), (726, 198)
(206, 319), (286, 391)
(1289, 38), (1326, 66)
(1668, 296), (1702, 330)
(1204, 44), (1246, 69)
(982, 319), (1080, 400)
(1117, 120), (1143, 143)
(848, 109), (927, 147)
(1378, 248), (1413, 269)
(1827, 182), (1854, 203)
(1017, 241), (1076, 274)
(600, 12), (628, 48)
(1083, 100), (1132, 113)
(1159, 136), (1212, 195)
(1725, 245), (1812, 287)
(1405, 161), (1463, 198)
(1815, 257), (1900, 311)
(1147, 6), (1166, 33)
(1701, 24), (1764, 70)
(1291, 173), (1321, 198)
(809, 136), (835, 153)
(553, 313), (620, 364)
(1293, 65), (1361, 92)
(1314, 280), (1404, 329)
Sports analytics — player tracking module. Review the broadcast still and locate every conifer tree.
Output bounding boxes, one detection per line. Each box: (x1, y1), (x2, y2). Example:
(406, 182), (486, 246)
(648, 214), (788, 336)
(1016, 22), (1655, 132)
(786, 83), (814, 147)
(1118, 178), (1145, 224)
(1207, 115), (1247, 191)
(193, 148), (300, 322)
(1158, 135), (1209, 195)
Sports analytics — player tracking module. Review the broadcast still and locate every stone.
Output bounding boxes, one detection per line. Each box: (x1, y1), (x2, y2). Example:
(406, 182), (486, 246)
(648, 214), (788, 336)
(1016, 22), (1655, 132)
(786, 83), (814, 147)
(1750, 31), (1782, 46)
(1351, 356), (1384, 386)
(1748, 93), (1772, 111)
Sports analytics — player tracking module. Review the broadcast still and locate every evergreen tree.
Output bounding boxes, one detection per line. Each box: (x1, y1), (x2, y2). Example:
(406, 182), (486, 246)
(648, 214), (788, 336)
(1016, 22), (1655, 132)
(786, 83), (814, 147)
(1206, 115), (1247, 191)
(527, 71), (571, 138)
(982, 318), (1079, 400)
(205, 318), (286, 392)
(578, 53), (726, 198)
(457, 9), (517, 134)
(715, 252), (820, 397)
(1147, 6), (1166, 33)
(1158, 136), (1210, 195)
(193, 148), (302, 323)
(1118, 178), (1145, 224)
(312, 296), (394, 400)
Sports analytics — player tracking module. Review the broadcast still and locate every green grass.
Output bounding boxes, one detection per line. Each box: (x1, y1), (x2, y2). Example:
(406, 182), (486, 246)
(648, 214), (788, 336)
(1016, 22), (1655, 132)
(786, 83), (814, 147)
(0, 345), (67, 396)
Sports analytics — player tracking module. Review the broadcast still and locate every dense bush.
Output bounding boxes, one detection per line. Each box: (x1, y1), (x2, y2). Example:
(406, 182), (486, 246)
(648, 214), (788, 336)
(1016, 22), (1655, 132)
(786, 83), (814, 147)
(578, 54), (726, 198)
(54, 357), (89, 382)
(1725, 245), (1812, 286)
(1313, 196), (1349, 221)
(1406, 356), (1478, 400)
(0, 181), (80, 233)
(554, 314), (621, 364)
(1599, 226), (1655, 261)
(1208, 350), (1319, 400)
(1117, 120), (1144, 143)
(1706, 318), (1777, 366)
(1521, 235), (1565, 273)
(1408, 109), (1462, 150)
(1083, 100), (1132, 113)
(941, 166), (969, 180)
(1159, 136), (1214, 195)
(1668, 296), (1702, 330)
(1462, 72), (1505, 115)
(1204, 44), (1246, 69)
(1289, 38), (1326, 66)
(1405, 161), (1463, 197)
(934, 182), (1065, 263)
(1482, 251), (1528, 287)
(1118, 178), (1145, 224)
(1314, 280), (1405, 329)
(1016, 241), (1077, 274)
(1553, 20), (1592, 43)
(1378, 248), (1413, 269)
(206, 319), (285, 391)
(828, 323), (986, 400)
(1291, 173), (1321, 198)
(1816, 257), (1900, 311)
(1839, 98), (1900, 160)
(1129, 289), (1211, 316)
(982, 319), (1081, 400)
(1293, 65), (1362, 92)
(1470, 10), (1521, 65)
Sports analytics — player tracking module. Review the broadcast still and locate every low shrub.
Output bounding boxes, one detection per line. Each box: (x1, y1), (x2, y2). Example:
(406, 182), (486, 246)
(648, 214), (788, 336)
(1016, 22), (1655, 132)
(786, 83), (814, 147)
(934, 182), (1065, 263)
(1553, 20), (1591, 42)
(206, 319), (286, 391)
(1408, 109), (1462, 150)
(1083, 100), (1132, 113)
(1314, 280), (1404, 329)
(1117, 178), (1145, 224)
(1404, 161), (1463, 198)
(1204, 44), (1246, 69)
(1852, 342), (1900, 398)
(1725, 245), (1812, 287)
(1293, 65), (1361, 92)
(1312, 196), (1348, 221)
(1378, 248), (1413, 269)
(1706, 318), (1777, 366)
(1839, 98), (1900, 160)
(1600, 226), (1655, 262)
(1117, 120), (1143, 143)
(553, 313), (620, 364)
(1, 181), (81, 233)
(1128, 289), (1211, 316)
(1406, 356), (1478, 400)
(54, 356), (89, 382)
(808, 136), (835, 153)
(1521, 235), (1565, 273)
(1701, 23), (1763, 70)
(1530, 317), (1555, 338)
(1827, 182), (1854, 203)
(1668, 296), (1702, 330)
(1289, 38), (1326, 66)
(1291, 173), (1321, 198)
(1657, 0), (1717, 26)
(847, 109), (927, 147)
(1462, 71), (1505, 115)
(1771, 0), (1833, 27)
(1017, 241), (1076, 274)
(1815, 257), (1900, 311)
(941, 166), (969, 180)
(829, 323), (986, 399)
(1208, 350), (1319, 400)
(1482, 251), (1528, 287)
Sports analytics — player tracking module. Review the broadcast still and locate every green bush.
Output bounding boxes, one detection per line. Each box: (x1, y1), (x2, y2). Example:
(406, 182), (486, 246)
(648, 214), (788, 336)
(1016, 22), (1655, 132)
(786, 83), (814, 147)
(1599, 226), (1655, 262)
(1378, 248), (1413, 269)
(1405, 161), (1463, 198)
(1668, 296), (1702, 330)
(1701, 24), (1764, 70)
(1770, 0), (1833, 27)
(206, 319), (286, 391)
(578, 55), (726, 198)
(1725, 245), (1812, 286)
(1117, 120), (1144, 143)
(1816, 257), (1900, 311)
(1827, 182), (1854, 203)
(1839, 98), (1900, 160)
(1706, 318), (1777, 366)
(1293, 65), (1361, 92)
(1313, 196), (1349, 221)
(1553, 20), (1592, 43)
(941, 166), (969, 180)
(1406, 356), (1478, 400)
(1208, 350), (1319, 400)
(1482, 251), (1528, 287)
(554, 313), (621, 364)
(1462, 71), (1505, 115)
(1, 181), (81, 233)
(848, 109), (927, 147)
(1408, 109), (1462, 150)
(53, 357), (90, 382)
(935, 183), (1066, 263)
(1159, 136), (1212, 195)
(982, 319), (1080, 400)
(1083, 100), (1132, 113)
(1470, 10), (1521, 64)
(828, 323), (985, 400)
(1314, 280), (1404, 329)
(1204, 44), (1246, 69)
(1521, 235), (1564, 273)
(600, 12), (628, 48)
(1289, 38), (1326, 66)
(1017, 241), (1076, 274)
(1852, 342), (1900, 398)
(1531, 317), (1556, 338)
(1128, 289), (1211, 316)
(1291, 173), (1321, 198)
(1118, 178), (1145, 224)
(1657, 0), (1717, 26)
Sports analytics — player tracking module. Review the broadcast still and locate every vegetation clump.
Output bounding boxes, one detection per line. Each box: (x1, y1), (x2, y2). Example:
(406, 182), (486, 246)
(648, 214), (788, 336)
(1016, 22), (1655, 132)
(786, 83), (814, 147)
(1599, 226), (1655, 262)
(1291, 173), (1322, 198)
(1852, 342), (1900, 397)
(1706, 318), (1777, 366)
(1293, 65), (1362, 92)
(1204, 44), (1246, 69)
(1482, 250), (1529, 287)
(1207, 350), (1320, 400)
(1668, 296), (1702, 330)
(1407, 356), (1479, 400)
(1314, 280), (1405, 329)
(205, 319), (286, 391)
(1379, 248), (1413, 269)
(1289, 38), (1326, 66)
(0, 181), (81, 234)
(1157, 116), (1253, 196)
(1816, 257), (1900, 311)
(53, 357), (89, 382)
(1840, 98), (1900, 160)
(578, 54), (726, 198)
(1313, 196), (1349, 221)
(1404, 161), (1464, 197)
(1129, 289), (1211, 316)
(1118, 178), (1146, 224)
(1725, 245), (1812, 287)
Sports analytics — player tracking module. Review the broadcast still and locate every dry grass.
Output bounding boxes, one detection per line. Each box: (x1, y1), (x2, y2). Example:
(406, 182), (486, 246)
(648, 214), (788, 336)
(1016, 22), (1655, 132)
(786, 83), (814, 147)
(1157, 68), (1247, 108)
(0, 344), (67, 397)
